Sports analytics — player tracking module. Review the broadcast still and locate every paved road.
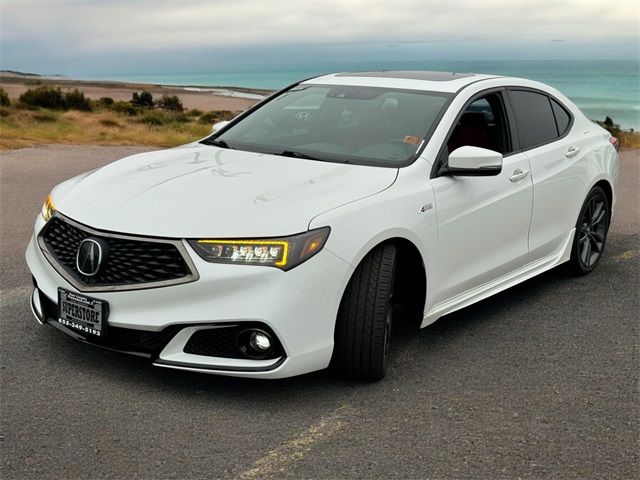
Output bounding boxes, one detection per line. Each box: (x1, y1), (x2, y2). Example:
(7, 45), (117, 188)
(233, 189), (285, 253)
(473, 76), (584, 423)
(1, 146), (638, 479)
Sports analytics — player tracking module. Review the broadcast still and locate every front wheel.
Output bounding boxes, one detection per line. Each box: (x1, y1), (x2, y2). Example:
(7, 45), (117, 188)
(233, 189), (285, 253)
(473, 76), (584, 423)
(331, 243), (397, 381)
(566, 186), (610, 275)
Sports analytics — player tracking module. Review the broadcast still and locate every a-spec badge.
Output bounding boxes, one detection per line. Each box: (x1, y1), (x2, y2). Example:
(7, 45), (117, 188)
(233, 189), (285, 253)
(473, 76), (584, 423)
(419, 203), (433, 213)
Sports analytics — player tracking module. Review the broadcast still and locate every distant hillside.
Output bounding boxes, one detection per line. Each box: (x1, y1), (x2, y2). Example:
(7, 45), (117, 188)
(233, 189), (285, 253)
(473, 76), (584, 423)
(0, 70), (63, 78)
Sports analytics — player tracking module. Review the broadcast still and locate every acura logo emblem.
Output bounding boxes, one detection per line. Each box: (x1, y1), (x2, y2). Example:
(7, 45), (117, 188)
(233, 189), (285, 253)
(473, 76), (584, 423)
(76, 238), (104, 277)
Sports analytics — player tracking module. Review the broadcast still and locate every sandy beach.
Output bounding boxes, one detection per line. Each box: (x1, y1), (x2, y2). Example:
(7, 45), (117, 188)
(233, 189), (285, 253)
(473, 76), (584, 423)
(0, 71), (270, 112)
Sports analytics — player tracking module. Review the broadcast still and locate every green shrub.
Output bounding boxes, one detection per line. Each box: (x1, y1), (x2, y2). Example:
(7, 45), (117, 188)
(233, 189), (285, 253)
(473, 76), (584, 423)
(0, 88), (10, 107)
(63, 89), (92, 111)
(98, 96), (114, 106)
(157, 94), (183, 111)
(19, 86), (65, 109)
(187, 108), (203, 117)
(108, 101), (139, 116)
(170, 112), (190, 123)
(131, 91), (154, 107)
(0, 107), (10, 117)
(17, 86), (92, 110)
(198, 110), (235, 125)
(138, 112), (166, 126)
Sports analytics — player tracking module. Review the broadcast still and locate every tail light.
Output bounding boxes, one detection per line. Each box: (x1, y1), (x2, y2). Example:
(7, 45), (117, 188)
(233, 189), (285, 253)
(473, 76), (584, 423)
(609, 136), (619, 152)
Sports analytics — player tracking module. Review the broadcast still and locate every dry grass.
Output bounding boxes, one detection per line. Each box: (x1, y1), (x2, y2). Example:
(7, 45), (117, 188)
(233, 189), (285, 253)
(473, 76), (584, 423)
(0, 107), (213, 150)
(619, 131), (640, 149)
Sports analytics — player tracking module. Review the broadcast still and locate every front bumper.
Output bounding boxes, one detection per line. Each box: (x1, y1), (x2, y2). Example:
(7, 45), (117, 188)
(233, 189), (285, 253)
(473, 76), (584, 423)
(26, 218), (353, 379)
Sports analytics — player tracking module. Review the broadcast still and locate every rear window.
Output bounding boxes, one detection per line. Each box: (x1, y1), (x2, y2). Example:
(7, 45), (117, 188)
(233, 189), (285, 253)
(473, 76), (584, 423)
(551, 99), (571, 136)
(508, 90), (558, 150)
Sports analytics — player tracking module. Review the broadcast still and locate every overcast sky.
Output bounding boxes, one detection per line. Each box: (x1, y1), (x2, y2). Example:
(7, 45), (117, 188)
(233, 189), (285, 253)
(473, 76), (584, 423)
(1, 0), (638, 75)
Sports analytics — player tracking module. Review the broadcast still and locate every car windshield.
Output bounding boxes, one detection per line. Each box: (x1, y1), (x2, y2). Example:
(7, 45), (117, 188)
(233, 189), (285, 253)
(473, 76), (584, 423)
(204, 84), (452, 167)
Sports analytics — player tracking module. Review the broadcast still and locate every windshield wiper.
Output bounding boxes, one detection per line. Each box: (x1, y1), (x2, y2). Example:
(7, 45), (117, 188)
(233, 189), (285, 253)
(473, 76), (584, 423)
(278, 150), (347, 163)
(206, 139), (234, 149)
(279, 150), (320, 160)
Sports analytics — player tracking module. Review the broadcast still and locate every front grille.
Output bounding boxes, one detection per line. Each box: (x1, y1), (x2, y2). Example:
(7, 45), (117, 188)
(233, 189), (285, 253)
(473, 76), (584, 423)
(39, 215), (196, 290)
(184, 325), (283, 360)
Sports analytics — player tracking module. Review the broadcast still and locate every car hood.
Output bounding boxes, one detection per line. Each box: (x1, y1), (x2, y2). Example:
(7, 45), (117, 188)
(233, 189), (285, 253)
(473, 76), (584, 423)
(53, 144), (398, 238)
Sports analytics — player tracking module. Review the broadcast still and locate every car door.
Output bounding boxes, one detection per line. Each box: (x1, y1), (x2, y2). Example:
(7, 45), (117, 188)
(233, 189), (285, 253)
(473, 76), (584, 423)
(430, 90), (533, 304)
(507, 89), (585, 261)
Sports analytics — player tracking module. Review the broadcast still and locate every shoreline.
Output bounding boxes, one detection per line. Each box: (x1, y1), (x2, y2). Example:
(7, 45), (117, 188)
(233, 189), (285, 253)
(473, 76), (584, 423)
(0, 71), (271, 112)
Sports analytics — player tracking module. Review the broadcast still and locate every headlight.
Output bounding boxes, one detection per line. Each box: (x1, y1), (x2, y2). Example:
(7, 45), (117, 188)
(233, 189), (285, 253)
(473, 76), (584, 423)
(41, 194), (56, 222)
(188, 227), (330, 271)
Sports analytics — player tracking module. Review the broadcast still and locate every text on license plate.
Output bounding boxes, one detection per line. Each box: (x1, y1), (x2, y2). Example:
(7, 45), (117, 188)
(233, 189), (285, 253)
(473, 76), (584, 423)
(58, 288), (107, 338)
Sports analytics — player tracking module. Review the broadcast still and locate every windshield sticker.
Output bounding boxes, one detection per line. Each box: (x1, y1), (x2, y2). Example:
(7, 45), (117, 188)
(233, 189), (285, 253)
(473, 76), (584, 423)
(403, 135), (422, 145)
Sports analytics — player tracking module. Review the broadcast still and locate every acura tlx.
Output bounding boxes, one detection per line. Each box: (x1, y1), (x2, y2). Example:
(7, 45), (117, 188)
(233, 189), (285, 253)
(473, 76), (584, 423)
(26, 71), (619, 380)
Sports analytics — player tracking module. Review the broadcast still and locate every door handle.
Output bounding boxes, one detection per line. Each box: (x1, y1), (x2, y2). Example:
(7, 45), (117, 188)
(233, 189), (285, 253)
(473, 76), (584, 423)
(509, 168), (530, 182)
(565, 146), (580, 158)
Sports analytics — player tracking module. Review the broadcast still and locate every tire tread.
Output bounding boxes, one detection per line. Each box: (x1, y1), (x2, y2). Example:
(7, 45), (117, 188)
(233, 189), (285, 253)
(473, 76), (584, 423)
(331, 243), (396, 380)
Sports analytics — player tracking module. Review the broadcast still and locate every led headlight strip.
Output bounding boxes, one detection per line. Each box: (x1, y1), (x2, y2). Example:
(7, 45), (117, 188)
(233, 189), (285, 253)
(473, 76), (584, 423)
(41, 194), (56, 222)
(196, 239), (289, 267)
(188, 227), (330, 271)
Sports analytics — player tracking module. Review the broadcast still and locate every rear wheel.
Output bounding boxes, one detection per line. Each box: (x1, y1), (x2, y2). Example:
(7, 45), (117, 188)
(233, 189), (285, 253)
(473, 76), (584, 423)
(331, 243), (397, 381)
(566, 186), (610, 275)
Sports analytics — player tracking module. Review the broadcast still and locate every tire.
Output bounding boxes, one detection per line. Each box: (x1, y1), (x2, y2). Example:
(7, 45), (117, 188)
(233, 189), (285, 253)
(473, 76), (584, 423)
(565, 186), (610, 275)
(331, 243), (397, 381)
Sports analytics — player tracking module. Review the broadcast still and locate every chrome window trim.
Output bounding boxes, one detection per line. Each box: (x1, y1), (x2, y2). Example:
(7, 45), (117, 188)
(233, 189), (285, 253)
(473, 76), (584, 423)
(37, 212), (200, 293)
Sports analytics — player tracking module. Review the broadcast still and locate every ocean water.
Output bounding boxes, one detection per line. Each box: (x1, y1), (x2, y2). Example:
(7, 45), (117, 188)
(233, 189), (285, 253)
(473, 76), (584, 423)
(83, 60), (639, 130)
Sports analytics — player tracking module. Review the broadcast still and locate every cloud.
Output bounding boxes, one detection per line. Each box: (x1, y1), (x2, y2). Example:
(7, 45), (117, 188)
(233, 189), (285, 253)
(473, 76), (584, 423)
(0, 0), (637, 74)
(1, 0), (637, 52)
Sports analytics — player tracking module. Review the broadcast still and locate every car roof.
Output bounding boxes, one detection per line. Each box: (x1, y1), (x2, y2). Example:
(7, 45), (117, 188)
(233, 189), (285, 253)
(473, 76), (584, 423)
(303, 71), (500, 93)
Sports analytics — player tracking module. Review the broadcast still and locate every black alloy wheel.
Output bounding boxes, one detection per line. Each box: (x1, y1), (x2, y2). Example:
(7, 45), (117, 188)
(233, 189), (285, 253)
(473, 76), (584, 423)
(567, 186), (610, 274)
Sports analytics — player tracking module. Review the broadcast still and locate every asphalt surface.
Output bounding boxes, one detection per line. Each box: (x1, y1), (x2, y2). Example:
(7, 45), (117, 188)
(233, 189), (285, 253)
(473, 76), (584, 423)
(1, 145), (638, 479)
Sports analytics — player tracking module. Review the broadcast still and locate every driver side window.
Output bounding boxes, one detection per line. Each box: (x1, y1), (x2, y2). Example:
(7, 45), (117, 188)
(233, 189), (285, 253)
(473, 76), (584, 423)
(447, 92), (512, 156)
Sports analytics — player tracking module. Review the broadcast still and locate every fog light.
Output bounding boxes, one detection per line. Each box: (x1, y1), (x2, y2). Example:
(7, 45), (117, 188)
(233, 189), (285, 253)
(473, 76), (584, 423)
(236, 327), (279, 359)
(249, 331), (272, 353)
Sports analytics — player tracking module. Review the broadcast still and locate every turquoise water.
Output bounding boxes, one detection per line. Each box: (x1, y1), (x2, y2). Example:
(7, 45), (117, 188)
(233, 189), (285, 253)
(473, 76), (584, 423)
(83, 60), (639, 129)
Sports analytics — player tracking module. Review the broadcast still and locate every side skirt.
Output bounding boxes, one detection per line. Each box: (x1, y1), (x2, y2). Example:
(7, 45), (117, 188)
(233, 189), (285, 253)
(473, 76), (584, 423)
(422, 228), (575, 327)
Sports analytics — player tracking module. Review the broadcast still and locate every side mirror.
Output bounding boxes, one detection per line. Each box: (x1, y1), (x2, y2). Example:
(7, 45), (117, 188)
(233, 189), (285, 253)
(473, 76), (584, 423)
(445, 146), (503, 176)
(212, 120), (230, 133)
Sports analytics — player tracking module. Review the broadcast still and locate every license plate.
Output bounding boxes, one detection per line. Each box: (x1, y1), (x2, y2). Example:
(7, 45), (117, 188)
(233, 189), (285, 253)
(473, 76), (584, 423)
(57, 288), (108, 338)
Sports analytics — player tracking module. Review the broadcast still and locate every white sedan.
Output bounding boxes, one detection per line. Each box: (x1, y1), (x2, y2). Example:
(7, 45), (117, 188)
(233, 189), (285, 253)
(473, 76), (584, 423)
(27, 71), (619, 380)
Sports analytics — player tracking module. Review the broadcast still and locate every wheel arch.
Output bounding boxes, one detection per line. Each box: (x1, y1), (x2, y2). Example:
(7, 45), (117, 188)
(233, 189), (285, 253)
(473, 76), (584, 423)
(338, 235), (427, 329)
(592, 178), (613, 216)
(391, 237), (428, 327)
